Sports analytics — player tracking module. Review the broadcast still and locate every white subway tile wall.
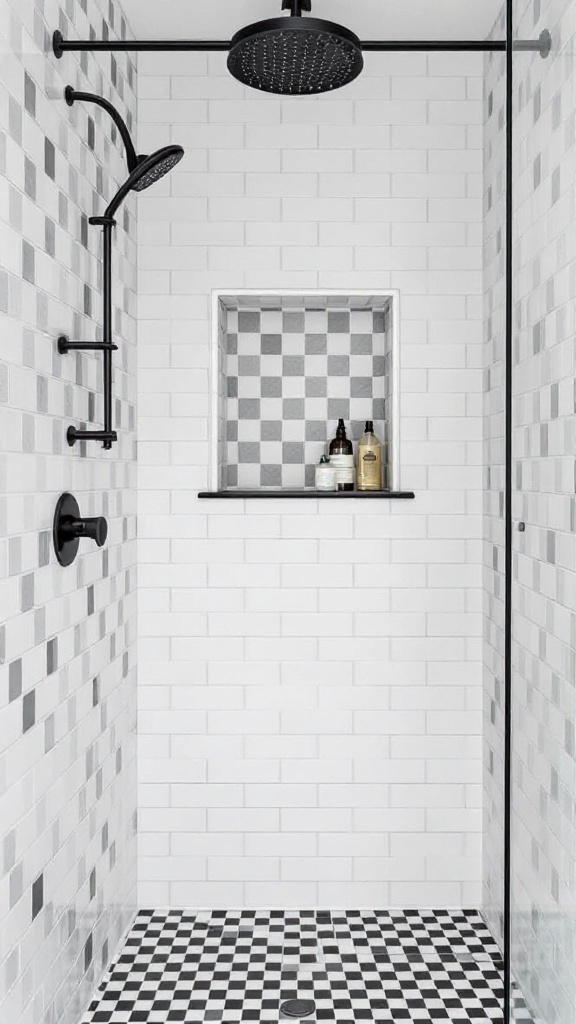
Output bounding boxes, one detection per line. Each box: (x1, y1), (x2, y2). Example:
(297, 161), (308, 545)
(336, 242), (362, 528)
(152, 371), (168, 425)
(510, 0), (576, 1021)
(137, 51), (485, 908)
(0, 0), (137, 1022)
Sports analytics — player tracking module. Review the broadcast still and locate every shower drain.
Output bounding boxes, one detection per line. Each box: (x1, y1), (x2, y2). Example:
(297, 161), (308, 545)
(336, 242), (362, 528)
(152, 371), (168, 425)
(280, 999), (316, 1018)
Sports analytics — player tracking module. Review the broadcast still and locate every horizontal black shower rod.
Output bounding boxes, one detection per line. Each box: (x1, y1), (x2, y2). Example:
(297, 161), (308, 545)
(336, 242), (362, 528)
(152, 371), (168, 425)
(53, 30), (552, 57)
(362, 41), (506, 51)
(54, 30), (512, 57)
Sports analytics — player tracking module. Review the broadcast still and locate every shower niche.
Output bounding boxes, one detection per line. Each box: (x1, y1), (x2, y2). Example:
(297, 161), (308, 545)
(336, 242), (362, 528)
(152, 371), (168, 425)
(206, 291), (403, 496)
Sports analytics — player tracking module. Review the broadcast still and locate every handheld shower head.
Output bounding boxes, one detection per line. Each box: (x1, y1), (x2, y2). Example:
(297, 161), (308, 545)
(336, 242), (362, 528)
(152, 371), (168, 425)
(65, 86), (184, 216)
(129, 147), (184, 192)
(105, 145), (184, 218)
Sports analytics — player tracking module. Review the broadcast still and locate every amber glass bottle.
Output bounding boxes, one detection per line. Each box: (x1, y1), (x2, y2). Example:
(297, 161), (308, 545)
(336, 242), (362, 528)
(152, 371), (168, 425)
(329, 419), (354, 491)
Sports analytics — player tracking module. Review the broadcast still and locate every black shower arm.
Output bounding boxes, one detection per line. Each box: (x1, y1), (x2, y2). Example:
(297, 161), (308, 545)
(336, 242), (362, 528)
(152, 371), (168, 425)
(282, 0), (312, 14)
(65, 86), (139, 172)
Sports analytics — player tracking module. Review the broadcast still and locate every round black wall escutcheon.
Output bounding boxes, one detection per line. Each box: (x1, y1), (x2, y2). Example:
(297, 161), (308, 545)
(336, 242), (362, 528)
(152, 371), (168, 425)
(53, 492), (108, 567)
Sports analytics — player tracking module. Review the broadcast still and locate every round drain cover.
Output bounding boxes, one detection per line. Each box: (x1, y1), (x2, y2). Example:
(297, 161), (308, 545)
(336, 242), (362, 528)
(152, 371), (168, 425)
(281, 999), (315, 1018)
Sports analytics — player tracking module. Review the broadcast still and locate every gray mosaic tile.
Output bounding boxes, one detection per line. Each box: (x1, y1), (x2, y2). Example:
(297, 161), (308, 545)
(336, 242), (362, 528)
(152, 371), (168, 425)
(46, 638), (57, 675)
(261, 465), (282, 486)
(9, 864), (23, 908)
(305, 334), (327, 354)
(261, 421), (282, 441)
(261, 334), (282, 355)
(220, 297), (390, 486)
(3, 830), (16, 873)
(24, 72), (36, 116)
(24, 157), (36, 199)
(283, 442), (304, 464)
(22, 241), (35, 284)
(21, 574), (34, 612)
(23, 691), (35, 733)
(283, 311), (305, 333)
(261, 376), (282, 398)
(239, 311), (260, 332)
(44, 715), (55, 754)
(38, 532), (50, 567)
(32, 875), (43, 919)
(283, 398), (305, 420)
(238, 398), (260, 419)
(9, 660), (22, 703)
(328, 355), (350, 376)
(239, 356), (260, 376)
(238, 442), (260, 463)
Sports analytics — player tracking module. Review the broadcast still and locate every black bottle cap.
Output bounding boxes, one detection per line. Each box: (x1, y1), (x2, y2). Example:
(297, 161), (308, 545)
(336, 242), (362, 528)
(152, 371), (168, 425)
(365, 421), (374, 432)
(336, 418), (347, 435)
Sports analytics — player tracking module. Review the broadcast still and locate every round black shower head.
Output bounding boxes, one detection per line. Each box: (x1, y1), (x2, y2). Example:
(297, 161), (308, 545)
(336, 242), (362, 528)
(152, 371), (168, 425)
(130, 146), (184, 192)
(104, 145), (184, 218)
(227, 15), (364, 95)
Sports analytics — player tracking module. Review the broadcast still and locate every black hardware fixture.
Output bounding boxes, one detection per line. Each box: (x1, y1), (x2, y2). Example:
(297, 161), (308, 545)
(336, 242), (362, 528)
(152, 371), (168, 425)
(53, 492), (108, 567)
(503, 1), (514, 1018)
(63, 87), (184, 449)
(227, 0), (364, 95)
(58, 333), (118, 447)
(52, 26), (552, 67)
(58, 336), (118, 354)
(280, 1000), (315, 1019)
(198, 489), (415, 500)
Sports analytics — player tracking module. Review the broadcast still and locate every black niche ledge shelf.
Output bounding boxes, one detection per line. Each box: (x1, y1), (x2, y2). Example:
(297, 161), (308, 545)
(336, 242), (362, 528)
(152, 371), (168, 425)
(198, 489), (415, 500)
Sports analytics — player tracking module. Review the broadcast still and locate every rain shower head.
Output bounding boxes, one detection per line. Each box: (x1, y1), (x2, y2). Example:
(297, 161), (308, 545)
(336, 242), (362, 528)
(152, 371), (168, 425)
(64, 86), (184, 215)
(227, 0), (364, 96)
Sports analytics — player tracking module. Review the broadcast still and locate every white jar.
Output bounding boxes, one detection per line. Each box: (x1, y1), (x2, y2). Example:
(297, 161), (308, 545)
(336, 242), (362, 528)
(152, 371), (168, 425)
(315, 460), (337, 491)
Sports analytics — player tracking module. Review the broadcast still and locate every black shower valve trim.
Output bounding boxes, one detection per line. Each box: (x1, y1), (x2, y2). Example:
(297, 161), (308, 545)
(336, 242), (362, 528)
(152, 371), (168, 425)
(53, 492), (108, 567)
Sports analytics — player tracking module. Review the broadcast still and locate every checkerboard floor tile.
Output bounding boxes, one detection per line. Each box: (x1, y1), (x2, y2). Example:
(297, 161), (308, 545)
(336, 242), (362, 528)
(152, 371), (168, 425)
(83, 910), (504, 1024)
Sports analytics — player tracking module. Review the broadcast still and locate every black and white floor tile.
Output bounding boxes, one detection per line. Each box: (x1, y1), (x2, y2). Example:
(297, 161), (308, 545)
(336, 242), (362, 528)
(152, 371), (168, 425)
(83, 910), (504, 1023)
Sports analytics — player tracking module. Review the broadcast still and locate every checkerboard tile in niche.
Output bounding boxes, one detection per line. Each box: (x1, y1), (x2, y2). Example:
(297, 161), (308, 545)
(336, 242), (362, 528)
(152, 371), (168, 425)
(82, 910), (504, 1023)
(218, 297), (394, 490)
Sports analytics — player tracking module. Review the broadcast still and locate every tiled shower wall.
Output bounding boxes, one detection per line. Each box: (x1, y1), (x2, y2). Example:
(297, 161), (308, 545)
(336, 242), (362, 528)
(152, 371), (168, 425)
(0, 0), (137, 1022)
(218, 295), (391, 490)
(509, 0), (576, 1021)
(137, 51), (485, 907)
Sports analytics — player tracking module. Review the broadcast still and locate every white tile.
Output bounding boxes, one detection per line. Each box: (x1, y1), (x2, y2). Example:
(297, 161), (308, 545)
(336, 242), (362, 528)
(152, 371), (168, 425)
(136, 51), (486, 909)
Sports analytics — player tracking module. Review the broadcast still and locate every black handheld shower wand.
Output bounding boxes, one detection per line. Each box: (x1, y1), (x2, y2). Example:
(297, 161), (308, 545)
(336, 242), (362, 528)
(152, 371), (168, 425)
(63, 87), (184, 449)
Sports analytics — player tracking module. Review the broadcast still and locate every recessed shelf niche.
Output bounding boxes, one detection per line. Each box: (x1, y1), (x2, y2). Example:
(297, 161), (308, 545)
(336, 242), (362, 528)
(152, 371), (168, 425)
(210, 290), (400, 493)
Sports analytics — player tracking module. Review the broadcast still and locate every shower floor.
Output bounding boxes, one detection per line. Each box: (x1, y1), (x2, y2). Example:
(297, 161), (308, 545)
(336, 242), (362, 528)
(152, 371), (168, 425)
(84, 909), (504, 1024)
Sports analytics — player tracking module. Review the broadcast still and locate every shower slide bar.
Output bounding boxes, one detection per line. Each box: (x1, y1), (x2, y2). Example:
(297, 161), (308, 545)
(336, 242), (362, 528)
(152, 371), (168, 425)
(63, 213), (118, 449)
(53, 30), (551, 57)
(60, 87), (183, 450)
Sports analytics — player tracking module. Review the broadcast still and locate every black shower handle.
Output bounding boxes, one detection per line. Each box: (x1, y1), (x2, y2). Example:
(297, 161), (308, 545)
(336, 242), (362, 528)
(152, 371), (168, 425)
(53, 493), (108, 566)
(61, 515), (108, 547)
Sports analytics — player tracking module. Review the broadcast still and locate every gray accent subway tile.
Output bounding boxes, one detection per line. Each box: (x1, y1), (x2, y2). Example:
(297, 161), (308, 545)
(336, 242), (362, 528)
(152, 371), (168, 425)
(23, 691), (35, 733)
(9, 660), (22, 702)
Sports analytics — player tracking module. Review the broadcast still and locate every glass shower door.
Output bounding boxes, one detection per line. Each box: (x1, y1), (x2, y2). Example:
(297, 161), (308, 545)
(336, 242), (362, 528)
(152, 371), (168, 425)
(510, 0), (576, 1020)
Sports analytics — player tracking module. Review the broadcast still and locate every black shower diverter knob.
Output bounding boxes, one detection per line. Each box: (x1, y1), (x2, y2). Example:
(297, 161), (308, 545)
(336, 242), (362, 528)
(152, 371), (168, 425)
(63, 514), (108, 547)
(53, 492), (108, 566)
